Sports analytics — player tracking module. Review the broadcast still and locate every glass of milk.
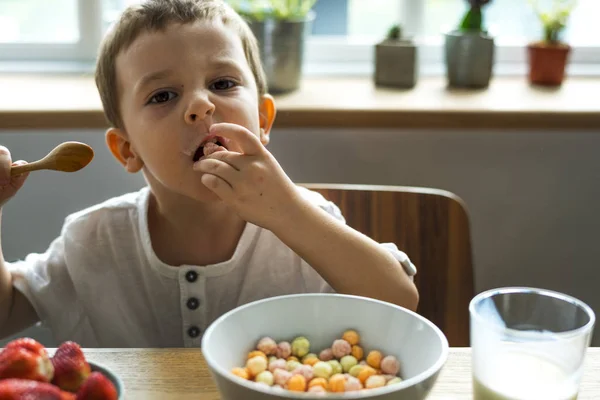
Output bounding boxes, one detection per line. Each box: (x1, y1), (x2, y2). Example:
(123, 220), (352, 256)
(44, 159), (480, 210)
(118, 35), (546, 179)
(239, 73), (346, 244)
(470, 287), (595, 400)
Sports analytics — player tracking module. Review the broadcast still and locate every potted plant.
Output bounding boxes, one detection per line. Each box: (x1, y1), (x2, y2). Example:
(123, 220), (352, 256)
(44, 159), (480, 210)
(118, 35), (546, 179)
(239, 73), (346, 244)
(527, 0), (577, 86)
(229, 0), (318, 94)
(444, 0), (494, 88)
(374, 24), (418, 89)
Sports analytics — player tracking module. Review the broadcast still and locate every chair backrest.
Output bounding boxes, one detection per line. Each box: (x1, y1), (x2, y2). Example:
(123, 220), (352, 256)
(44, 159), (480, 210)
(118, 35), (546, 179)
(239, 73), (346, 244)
(301, 183), (474, 347)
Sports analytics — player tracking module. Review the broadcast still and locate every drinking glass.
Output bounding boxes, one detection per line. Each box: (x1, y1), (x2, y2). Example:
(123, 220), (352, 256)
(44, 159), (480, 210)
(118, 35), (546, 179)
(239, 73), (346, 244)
(470, 287), (595, 400)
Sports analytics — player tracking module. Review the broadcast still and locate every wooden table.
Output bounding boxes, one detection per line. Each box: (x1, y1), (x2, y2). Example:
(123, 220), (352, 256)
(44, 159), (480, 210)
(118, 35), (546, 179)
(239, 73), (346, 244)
(81, 347), (600, 399)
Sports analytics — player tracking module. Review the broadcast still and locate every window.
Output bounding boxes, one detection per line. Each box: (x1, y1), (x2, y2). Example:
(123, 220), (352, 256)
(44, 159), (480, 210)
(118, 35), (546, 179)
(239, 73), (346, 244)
(0, 0), (79, 43)
(0, 0), (102, 61)
(0, 0), (598, 73)
(307, 0), (600, 74)
(422, 0), (600, 46)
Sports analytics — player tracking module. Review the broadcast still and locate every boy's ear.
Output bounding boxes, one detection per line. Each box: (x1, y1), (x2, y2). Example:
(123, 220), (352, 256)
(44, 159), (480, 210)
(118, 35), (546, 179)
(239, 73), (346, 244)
(106, 128), (144, 173)
(258, 94), (276, 145)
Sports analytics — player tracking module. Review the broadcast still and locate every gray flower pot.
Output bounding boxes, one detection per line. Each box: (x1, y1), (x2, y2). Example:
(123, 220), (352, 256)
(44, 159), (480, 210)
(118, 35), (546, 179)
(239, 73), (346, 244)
(374, 38), (418, 88)
(444, 30), (494, 88)
(248, 12), (315, 94)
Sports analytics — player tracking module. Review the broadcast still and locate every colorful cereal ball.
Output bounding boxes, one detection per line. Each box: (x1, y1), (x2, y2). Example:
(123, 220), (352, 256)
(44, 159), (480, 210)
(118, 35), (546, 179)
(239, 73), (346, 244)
(291, 336), (310, 358)
(366, 350), (383, 369)
(231, 367), (249, 380)
(327, 360), (343, 375)
(275, 341), (292, 359)
(246, 355), (267, 377)
(351, 345), (364, 361)
(331, 339), (352, 358)
(357, 366), (377, 384)
(313, 361), (333, 379)
(286, 374), (307, 392)
(247, 350), (267, 362)
(344, 375), (363, 391)
(291, 365), (314, 381)
(319, 348), (334, 361)
(302, 353), (320, 366)
(340, 355), (358, 373)
(308, 385), (327, 394)
(380, 355), (401, 375)
(255, 370), (274, 386)
(348, 364), (365, 378)
(286, 360), (302, 372)
(256, 337), (278, 356)
(268, 358), (287, 373)
(342, 329), (360, 346)
(308, 377), (329, 390)
(273, 369), (292, 387)
(365, 374), (387, 389)
(328, 373), (346, 392)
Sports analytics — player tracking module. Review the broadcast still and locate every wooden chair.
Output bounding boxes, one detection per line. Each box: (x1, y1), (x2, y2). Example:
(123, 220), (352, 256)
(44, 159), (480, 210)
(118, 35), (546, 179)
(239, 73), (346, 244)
(301, 183), (474, 347)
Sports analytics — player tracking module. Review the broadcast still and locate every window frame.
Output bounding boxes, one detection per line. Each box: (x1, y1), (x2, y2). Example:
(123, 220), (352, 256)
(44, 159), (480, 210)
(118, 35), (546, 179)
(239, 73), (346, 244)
(0, 0), (598, 75)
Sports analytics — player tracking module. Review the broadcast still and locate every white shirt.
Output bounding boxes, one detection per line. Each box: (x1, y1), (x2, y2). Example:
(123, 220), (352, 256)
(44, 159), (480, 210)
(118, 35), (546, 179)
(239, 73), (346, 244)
(7, 186), (416, 348)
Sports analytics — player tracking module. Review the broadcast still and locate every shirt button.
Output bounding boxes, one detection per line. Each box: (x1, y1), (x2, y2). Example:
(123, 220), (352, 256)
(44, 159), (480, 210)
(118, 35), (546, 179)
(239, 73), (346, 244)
(185, 270), (198, 283)
(188, 326), (200, 338)
(186, 297), (200, 310)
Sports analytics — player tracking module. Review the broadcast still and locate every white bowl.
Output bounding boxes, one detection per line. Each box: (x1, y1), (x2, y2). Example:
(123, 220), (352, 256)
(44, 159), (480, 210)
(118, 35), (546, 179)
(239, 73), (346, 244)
(202, 293), (448, 399)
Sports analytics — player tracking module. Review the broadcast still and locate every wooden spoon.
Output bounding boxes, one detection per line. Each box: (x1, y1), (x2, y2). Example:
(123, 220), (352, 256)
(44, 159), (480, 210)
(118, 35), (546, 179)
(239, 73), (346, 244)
(10, 141), (94, 176)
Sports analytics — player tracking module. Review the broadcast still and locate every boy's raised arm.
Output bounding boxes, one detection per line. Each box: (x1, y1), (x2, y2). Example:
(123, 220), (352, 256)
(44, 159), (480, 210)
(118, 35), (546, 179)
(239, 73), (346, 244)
(195, 125), (419, 311)
(271, 199), (419, 311)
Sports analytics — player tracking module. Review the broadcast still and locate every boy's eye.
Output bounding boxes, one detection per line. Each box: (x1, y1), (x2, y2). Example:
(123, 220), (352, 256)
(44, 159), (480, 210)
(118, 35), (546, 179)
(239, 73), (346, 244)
(210, 79), (237, 91)
(148, 90), (178, 104)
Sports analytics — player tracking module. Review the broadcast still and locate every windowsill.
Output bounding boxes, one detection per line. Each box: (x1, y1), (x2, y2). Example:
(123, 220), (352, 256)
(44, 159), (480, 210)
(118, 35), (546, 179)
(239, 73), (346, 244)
(0, 72), (598, 130)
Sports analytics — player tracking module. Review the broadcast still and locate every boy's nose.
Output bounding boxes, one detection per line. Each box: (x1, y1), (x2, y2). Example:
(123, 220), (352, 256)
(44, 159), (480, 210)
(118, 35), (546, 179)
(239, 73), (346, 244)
(185, 95), (215, 124)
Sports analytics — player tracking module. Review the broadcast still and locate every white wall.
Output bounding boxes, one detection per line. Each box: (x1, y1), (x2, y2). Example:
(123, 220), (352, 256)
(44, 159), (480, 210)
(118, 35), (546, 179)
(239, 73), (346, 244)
(1, 127), (599, 345)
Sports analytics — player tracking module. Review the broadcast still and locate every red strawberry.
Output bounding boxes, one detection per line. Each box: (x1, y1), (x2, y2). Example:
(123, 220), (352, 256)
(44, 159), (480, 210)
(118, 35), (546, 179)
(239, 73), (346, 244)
(51, 342), (91, 393)
(0, 338), (54, 382)
(5, 338), (47, 356)
(76, 372), (118, 400)
(0, 378), (75, 400)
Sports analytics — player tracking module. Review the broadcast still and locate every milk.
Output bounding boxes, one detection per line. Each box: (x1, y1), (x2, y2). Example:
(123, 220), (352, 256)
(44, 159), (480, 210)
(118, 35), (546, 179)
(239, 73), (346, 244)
(473, 350), (579, 400)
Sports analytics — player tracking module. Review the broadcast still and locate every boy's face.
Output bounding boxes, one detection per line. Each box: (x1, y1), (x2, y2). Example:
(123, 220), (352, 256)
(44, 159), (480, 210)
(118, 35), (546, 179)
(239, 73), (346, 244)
(107, 20), (275, 203)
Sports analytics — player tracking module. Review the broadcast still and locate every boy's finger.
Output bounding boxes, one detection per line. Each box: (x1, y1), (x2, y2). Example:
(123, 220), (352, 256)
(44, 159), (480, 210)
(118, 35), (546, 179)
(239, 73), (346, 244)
(11, 160), (29, 180)
(194, 159), (239, 184)
(201, 173), (234, 201)
(0, 146), (13, 184)
(209, 123), (264, 156)
(195, 151), (247, 171)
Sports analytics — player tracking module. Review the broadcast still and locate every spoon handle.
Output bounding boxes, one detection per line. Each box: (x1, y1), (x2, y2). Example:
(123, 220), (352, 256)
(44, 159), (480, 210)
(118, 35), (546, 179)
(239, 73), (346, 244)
(10, 161), (45, 176)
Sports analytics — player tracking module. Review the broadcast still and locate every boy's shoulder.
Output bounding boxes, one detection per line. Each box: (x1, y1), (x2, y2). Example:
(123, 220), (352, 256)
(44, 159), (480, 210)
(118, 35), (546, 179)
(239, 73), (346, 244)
(61, 187), (149, 232)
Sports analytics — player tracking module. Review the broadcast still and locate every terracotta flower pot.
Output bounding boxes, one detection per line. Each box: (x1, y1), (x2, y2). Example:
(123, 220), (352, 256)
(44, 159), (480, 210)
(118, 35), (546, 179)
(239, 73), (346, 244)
(527, 42), (571, 86)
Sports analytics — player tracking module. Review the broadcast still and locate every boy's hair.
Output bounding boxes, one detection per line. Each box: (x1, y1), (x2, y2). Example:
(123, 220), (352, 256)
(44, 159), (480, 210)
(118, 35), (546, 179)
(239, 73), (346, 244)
(95, 0), (267, 129)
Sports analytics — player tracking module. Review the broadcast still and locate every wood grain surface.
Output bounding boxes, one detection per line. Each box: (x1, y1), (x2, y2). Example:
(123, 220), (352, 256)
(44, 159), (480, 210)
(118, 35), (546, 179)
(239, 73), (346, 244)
(1, 75), (598, 129)
(79, 347), (600, 400)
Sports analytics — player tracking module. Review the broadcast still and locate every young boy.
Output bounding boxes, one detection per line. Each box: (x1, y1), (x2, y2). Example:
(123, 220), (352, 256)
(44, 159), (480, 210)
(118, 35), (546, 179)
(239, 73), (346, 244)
(0, 0), (418, 348)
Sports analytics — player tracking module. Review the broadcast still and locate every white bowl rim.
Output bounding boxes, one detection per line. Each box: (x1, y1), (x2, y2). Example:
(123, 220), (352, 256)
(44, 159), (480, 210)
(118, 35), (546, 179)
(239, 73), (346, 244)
(201, 293), (449, 399)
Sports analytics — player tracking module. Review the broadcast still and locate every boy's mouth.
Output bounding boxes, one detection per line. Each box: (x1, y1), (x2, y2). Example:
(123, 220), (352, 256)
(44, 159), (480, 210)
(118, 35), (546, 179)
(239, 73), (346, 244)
(192, 136), (227, 162)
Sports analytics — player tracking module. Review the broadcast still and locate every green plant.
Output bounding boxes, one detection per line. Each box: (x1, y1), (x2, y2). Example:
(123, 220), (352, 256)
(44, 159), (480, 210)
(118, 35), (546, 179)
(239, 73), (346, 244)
(459, 0), (492, 33)
(386, 24), (403, 40)
(228, 0), (318, 21)
(528, 0), (577, 43)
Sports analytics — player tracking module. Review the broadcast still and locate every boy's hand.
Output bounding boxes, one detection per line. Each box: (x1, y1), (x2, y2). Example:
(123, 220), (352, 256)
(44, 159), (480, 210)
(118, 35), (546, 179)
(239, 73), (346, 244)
(193, 123), (301, 229)
(0, 146), (29, 208)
